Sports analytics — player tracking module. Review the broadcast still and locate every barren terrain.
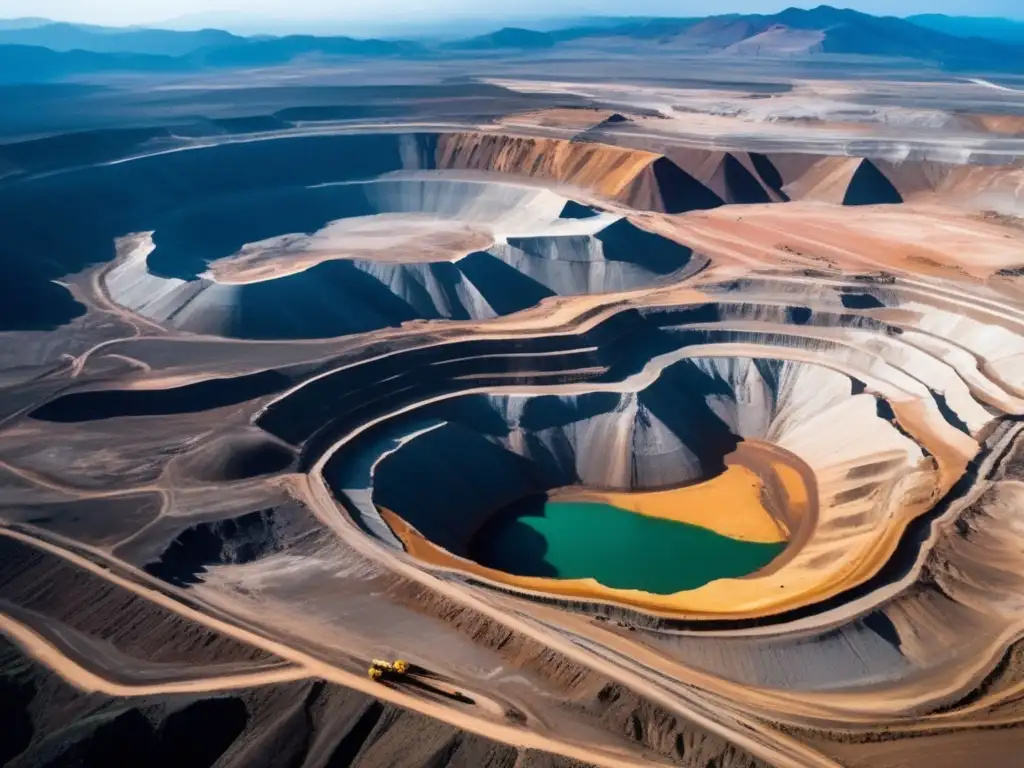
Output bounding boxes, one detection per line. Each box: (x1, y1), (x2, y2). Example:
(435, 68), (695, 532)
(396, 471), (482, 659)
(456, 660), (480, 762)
(1, 60), (1023, 768)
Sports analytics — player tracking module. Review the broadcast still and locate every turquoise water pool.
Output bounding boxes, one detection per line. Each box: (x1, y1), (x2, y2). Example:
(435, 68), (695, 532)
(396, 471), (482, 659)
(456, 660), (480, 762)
(470, 499), (785, 594)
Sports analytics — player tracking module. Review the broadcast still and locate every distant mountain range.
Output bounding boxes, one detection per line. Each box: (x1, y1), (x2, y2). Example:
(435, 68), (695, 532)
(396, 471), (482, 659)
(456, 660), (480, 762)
(0, 28), (428, 83)
(1, 6), (1023, 83)
(462, 6), (1024, 64)
(907, 14), (1024, 44)
(444, 27), (556, 51)
(0, 21), (242, 55)
(0, 17), (53, 30)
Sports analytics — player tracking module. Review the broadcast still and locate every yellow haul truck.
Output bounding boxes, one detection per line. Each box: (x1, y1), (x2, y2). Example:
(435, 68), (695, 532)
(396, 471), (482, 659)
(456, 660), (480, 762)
(368, 658), (409, 681)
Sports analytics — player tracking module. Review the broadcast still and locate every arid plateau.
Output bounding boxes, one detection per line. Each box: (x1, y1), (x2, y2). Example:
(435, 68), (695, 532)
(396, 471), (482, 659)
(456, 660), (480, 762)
(2, 41), (1024, 768)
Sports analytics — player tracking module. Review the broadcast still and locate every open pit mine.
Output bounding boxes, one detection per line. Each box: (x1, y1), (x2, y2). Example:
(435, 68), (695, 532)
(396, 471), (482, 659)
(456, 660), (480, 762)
(1, 109), (1024, 768)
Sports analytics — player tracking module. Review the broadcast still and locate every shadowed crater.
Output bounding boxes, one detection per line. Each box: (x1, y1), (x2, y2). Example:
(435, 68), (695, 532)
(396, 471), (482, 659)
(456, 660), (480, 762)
(323, 356), (823, 596)
(174, 432), (296, 482)
(144, 510), (280, 586)
(104, 176), (697, 340)
(29, 370), (292, 423)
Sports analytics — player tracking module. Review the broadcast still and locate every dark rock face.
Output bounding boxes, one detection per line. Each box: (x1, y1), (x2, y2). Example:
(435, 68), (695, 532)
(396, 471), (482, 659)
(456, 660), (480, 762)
(30, 701), (248, 768)
(843, 160), (903, 206)
(144, 509), (280, 586)
(0, 676), (35, 765)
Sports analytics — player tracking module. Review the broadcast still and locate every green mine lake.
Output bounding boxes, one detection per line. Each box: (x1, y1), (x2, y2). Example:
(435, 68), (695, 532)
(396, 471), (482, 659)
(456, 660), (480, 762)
(470, 499), (786, 594)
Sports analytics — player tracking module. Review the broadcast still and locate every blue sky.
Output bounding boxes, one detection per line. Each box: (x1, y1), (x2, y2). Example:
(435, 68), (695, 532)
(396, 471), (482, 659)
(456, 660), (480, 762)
(1, 0), (1021, 26)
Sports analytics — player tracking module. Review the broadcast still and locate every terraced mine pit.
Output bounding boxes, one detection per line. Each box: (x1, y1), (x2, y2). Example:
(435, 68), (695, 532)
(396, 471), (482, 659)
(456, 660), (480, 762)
(3, 105), (1024, 768)
(105, 175), (695, 339)
(318, 350), (823, 606)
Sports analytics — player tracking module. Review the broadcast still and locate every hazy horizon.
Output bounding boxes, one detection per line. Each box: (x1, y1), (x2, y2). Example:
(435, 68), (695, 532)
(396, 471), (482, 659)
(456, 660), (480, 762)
(1, 0), (1022, 30)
